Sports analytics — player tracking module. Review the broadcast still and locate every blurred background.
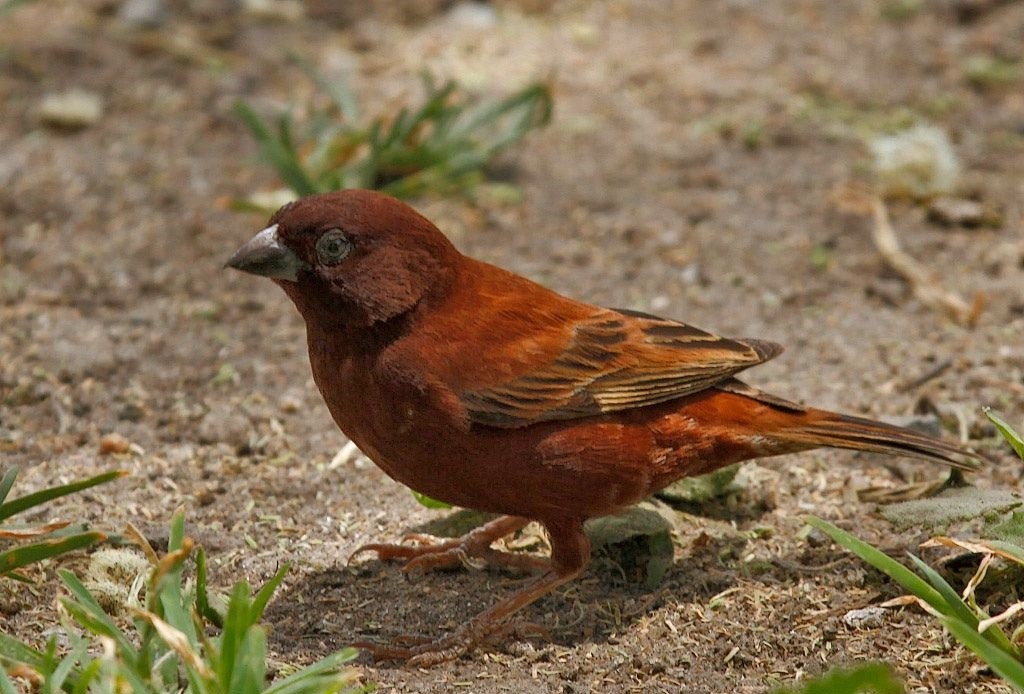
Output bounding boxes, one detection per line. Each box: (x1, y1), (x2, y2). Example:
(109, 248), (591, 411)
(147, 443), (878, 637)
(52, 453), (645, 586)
(1, 1), (1023, 691)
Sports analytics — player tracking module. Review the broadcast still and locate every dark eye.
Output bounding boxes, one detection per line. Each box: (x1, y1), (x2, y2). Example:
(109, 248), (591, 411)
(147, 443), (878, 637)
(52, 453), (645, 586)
(315, 229), (352, 265)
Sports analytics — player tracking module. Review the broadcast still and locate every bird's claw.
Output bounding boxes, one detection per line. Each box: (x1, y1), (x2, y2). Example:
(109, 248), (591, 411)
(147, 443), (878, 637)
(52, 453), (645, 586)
(348, 537), (440, 566)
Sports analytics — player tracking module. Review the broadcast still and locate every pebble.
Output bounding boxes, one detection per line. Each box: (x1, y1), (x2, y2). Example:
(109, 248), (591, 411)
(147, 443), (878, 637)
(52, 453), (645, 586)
(98, 433), (131, 455)
(48, 317), (118, 379)
(869, 124), (960, 199)
(118, 0), (168, 28)
(447, 1), (499, 29)
(803, 527), (829, 548)
(843, 606), (888, 629)
(196, 402), (251, 450)
(279, 394), (302, 413)
(927, 196), (1002, 228)
(242, 0), (304, 21)
(39, 90), (104, 130)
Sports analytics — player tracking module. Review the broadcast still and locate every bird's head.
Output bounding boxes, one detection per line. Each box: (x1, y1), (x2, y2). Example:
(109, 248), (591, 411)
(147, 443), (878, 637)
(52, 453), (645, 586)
(227, 190), (460, 326)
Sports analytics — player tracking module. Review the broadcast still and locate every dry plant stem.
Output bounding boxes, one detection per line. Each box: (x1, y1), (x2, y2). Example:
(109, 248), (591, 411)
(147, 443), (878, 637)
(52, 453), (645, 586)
(869, 197), (981, 326)
(963, 553), (995, 601)
(978, 602), (1024, 634)
(923, 536), (1024, 563)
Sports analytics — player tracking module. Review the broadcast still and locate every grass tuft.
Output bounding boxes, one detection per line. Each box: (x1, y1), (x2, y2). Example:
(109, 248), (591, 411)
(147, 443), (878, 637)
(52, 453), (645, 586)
(1, 468), (124, 582)
(0, 509), (365, 693)
(235, 59), (552, 207)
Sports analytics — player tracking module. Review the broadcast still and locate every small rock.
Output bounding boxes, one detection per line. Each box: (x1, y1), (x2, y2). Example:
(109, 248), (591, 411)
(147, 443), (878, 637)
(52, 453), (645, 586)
(39, 90), (104, 130)
(804, 527), (829, 548)
(447, 1), (499, 29)
(48, 316), (118, 379)
(649, 295), (670, 311)
(196, 402), (251, 450)
(117, 402), (146, 422)
(870, 124), (960, 199)
(242, 0), (304, 21)
(99, 433), (131, 455)
(927, 196), (1002, 228)
(279, 394), (301, 413)
(843, 606), (888, 629)
(118, 0), (168, 28)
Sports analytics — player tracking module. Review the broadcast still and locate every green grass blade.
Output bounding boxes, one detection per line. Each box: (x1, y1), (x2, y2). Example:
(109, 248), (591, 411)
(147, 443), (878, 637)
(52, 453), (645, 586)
(0, 532), (105, 575)
(383, 107), (413, 148)
(167, 508), (186, 554)
(985, 408), (1024, 460)
(49, 638), (89, 691)
(234, 99), (275, 141)
(449, 83), (552, 144)
(290, 53), (360, 122)
(217, 581), (254, 687)
(233, 101), (318, 196)
(59, 571), (138, 658)
(196, 548), (224, 629)
(0, 631), (46, 669)
(0, 0), (41, 17)
(154, 511), (196, 639)
(772, 662), (904, 694)
(251, 563), (289, 621)
(410, 490), (452, 509)
(906, 555), (980, 625)
(0, 668), (17, 694)
(806, 518), (948, 612)
(942, 617), (1024, 689)
(986, 540), (1024, 564)
(275, 112), (298, 159)
(264, 648), (359, 694)
(2, 571), (32, 583)
(907, 554), (1018, 656)
(0, 470), (125, 522)
(227, 629), (267, 694)
(0, 469), (17, 506)
(70, 658), (103, 694)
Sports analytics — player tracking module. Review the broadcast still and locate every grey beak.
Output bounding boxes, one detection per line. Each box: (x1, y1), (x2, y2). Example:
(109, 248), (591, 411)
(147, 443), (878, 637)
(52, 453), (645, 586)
(225, 225), (308, 281)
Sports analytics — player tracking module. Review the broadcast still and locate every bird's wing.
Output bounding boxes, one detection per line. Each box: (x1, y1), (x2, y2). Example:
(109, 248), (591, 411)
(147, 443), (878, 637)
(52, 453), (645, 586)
(459, 307), (783, 427)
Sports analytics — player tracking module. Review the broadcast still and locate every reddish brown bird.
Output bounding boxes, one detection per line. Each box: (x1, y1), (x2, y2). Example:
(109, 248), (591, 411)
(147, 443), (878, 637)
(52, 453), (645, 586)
(227, 189), (977, 666)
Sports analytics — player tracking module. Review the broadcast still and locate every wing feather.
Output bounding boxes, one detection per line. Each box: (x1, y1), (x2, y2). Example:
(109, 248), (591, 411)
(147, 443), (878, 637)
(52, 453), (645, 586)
(460, 307), (783, 427)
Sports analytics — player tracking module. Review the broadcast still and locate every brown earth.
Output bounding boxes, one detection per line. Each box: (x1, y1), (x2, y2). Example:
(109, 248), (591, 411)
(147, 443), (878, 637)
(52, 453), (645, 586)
(2, 1), (1023, 692)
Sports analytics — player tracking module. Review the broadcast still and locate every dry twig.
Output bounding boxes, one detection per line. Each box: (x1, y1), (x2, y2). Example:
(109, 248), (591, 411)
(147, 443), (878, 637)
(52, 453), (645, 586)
(869, 197), (983, 327)
(831, 184), (983, 327)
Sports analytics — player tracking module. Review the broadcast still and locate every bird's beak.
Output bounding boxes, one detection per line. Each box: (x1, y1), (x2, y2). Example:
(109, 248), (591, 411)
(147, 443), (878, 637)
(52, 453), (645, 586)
(225, 224), (308, 282)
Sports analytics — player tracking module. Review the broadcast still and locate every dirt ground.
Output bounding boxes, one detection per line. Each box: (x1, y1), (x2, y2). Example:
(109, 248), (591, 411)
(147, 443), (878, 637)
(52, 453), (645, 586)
(2, 1), (1024, 692)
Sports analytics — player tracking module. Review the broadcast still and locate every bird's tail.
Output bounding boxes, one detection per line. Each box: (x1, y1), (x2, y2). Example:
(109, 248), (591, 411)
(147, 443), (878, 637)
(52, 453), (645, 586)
(780, 409), (980, 471)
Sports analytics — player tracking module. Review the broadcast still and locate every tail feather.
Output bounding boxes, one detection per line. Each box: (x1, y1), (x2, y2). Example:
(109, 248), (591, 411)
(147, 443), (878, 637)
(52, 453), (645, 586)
(783, 410), (980, 471)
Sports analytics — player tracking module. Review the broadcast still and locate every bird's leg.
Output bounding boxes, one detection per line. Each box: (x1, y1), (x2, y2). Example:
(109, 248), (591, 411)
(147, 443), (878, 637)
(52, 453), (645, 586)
(349, 514), (549, 575)
(352, 518), (590, 667)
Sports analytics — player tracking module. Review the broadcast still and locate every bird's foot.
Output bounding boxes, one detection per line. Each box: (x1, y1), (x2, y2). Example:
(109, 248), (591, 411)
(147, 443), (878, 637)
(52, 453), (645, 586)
(349, 515), (548, 576)
(352, 520), (588, 667)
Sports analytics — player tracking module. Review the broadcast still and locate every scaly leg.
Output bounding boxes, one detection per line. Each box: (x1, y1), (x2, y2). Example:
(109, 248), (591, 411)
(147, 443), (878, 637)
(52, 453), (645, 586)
(352, 518), (590, 667)
(349, 514), (548, 574)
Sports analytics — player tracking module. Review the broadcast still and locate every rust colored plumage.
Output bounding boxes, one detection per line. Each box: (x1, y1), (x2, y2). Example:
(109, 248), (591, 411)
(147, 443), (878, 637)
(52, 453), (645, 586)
(226, 189), (979, 666)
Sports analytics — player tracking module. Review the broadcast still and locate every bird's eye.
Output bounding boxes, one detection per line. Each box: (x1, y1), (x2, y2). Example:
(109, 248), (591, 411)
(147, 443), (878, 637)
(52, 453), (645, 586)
(315, 229), (352, 265)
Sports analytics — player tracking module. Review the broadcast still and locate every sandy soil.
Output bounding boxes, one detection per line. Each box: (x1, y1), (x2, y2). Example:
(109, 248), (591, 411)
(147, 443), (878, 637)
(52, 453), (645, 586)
(2, 1), (1023, 692)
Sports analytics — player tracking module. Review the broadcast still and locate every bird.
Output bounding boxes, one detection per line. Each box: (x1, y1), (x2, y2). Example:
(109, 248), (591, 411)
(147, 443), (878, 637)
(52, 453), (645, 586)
(226, 189), (978, 667)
